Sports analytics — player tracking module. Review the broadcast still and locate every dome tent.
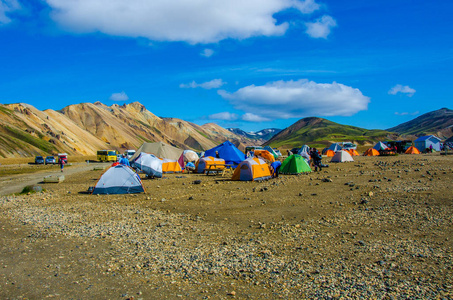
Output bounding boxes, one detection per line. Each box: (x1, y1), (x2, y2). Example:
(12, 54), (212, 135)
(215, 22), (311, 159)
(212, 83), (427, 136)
(280, 154), (312, 174)
(183, 150), (199, 163)
(364, 148), (380, 156)
(204, 140), (245, 165)
(330, 150), (354, 163)
(162, 159), (183, 173)
(253, 149), (275, 162)
(328, 143), (342, 152)
(131, 152), (163, 178)
(92, 165), (145, 195)
(231, 157), (272, 181)
(195, 156), (225, 173)
(405, 146), (420, 154)
(373, 141), (389, 151)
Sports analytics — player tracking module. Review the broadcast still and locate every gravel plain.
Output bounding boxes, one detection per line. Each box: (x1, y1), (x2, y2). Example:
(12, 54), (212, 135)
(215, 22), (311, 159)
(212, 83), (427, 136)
(1, 154), (452, 299)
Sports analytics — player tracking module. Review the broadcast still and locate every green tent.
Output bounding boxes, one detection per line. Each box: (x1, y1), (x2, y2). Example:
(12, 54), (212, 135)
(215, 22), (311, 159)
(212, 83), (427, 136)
(280, 154), (311, 174)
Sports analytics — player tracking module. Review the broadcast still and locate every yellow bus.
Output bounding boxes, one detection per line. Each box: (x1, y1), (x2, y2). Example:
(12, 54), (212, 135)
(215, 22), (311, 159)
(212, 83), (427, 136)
(97, 150), (118, 162)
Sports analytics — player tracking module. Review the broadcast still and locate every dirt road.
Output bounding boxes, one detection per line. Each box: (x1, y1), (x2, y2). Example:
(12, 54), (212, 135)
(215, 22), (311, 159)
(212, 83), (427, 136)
(0, 162), (105, 196)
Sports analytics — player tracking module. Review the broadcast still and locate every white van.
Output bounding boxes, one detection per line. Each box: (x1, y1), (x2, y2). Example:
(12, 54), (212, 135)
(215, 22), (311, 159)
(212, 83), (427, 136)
(125, 150), (136, 159)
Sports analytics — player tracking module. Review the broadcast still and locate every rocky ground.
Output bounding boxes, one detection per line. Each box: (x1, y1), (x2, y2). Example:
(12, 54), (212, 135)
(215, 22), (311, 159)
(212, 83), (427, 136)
(0, 154), (452, 299)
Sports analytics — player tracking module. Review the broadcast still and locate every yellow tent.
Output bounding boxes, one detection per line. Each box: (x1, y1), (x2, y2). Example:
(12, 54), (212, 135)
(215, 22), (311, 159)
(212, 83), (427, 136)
(231, 157), (272, 181)
(162, 159), (183, 173)
(195, 156), (225, 173)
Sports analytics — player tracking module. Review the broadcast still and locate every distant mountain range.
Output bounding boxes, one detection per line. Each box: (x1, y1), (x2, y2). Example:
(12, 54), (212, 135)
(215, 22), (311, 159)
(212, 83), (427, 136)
(0, 101), (451, 158)
(227, 128), (281, 143)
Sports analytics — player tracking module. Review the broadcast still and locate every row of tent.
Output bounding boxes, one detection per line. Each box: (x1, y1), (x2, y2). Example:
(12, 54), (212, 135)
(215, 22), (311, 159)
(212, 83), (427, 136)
(91, 152), (314, 195)
(90, 137), (430, 195)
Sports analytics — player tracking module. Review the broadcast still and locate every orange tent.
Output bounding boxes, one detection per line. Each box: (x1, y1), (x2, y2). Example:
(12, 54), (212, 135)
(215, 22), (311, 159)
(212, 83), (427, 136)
(347, 149), (360, 156)
(326, 150), (336, 157)
(253, 150), (275, 162)
(363, 148), (379, 156)
(405, 146), (420, 154)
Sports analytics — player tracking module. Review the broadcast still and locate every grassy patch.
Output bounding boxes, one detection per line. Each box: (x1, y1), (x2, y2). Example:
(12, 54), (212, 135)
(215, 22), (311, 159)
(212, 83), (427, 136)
(3, 125), (56, 153)
(195, 130), (209, 139)
(0, 106), (13, 116)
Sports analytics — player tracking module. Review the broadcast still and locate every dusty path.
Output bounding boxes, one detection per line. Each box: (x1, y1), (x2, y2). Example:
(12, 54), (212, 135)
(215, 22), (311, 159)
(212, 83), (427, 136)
(0, 162), (105, 196)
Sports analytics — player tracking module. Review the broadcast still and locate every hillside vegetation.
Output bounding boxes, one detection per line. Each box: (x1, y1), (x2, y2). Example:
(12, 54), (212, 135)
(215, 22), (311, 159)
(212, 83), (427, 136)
(387, 108), (453, 138)
(265, 117), (395, 149)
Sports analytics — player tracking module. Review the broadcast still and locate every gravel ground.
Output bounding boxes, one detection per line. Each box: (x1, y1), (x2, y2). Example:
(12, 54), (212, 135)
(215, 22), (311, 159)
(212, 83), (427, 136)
(1, 154), (452, 299)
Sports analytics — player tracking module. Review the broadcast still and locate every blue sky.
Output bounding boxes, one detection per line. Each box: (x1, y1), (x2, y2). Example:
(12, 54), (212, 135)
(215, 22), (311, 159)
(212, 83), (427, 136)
(0, 0), (452, 132)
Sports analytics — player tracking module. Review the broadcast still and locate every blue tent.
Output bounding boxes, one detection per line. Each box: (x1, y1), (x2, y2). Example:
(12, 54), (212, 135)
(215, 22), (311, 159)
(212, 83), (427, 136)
(204, 141), (246, 165)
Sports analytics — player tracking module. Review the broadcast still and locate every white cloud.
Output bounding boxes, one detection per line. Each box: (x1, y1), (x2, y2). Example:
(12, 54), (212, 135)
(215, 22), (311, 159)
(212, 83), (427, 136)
(218, 79), (369, 120)
(305, 15), (337, 39)
(109, 91), (129, 101)
(180, 79), (226, 89)
(45, 0), (320, 43)
(201, 48), (214, 57)
(241, 113), (270, 122)
(291, 0), (320, 13)
(0, 0), (21, 24)
(395, 111), (419, 116)
(208, 112), (238, 121)
(388, 84), (416, 97)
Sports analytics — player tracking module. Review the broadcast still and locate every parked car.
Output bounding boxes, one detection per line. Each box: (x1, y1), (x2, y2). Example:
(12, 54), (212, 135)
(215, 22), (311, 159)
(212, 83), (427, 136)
(125, 150), (136, 160)
(45, 156), (56, 164)
(340, 142), (357, 150)
(35, 156), (44, 164)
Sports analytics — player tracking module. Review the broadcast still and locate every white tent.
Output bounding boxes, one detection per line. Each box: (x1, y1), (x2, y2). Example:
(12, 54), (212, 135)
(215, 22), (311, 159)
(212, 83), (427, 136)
(92, 165), (145, 194)
(297, 145), (310, 155)
(183, 150), (199, 163)
(131, 152), (163, 178)
(330, 150), (354, 163)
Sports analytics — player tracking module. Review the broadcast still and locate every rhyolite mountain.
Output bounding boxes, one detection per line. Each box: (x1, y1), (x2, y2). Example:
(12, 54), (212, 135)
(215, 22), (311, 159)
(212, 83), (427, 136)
(0, 102), (451, 158)
(387, 108), (453, 138)
(0, 102), (257, 158)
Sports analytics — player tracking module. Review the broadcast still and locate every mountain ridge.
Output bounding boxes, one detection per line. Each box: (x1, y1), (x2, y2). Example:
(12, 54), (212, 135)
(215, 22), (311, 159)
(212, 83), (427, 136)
(0, 102), (451, 158)
(0, 102), (256, 158)
(387, 108), (453, 138)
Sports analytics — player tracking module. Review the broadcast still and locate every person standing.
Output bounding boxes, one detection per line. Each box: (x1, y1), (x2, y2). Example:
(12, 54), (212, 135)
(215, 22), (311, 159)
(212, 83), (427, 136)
(119, 154), (130, 166)
(59, 158), (65, 172)
(312, 148), (322, 172)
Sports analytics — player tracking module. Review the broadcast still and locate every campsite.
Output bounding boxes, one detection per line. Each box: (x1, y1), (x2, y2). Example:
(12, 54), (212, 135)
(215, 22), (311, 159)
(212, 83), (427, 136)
(0, 150), (452, 299)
